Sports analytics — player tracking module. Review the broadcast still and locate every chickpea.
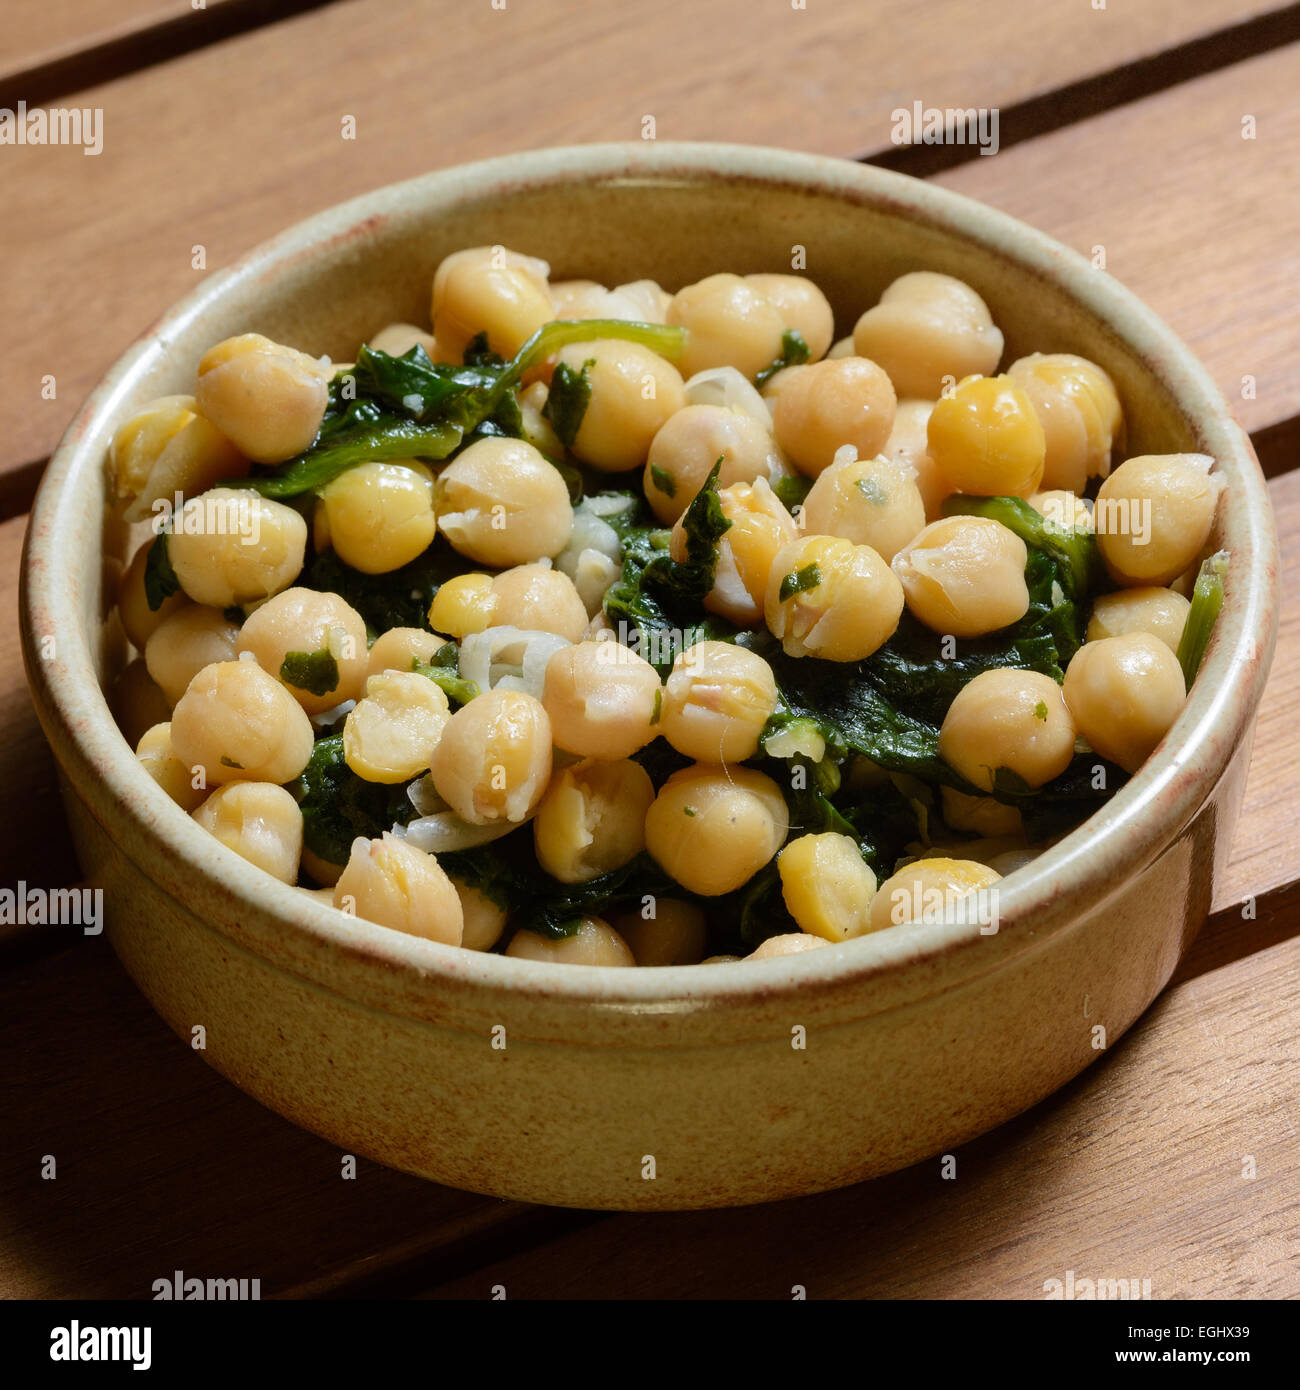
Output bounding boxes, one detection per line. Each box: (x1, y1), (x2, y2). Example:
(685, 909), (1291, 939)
(516, 379), (565, 457)
(367, 322), (436, 357)
(430, 688), (552, 823)
(170, 658), (315, 787)
(1006, 352), (1122, 494)
(1086, 586), (1190, 654)
(1062, 633), (1185, 774)
(778, 833), (878, 942)
(167, 489), (306, 609)
(449, 877), (508, 952)
(827, 336), (855, 360)
(194, 333), (331, 464)
(432, 245), (550, 309)
(136, 722), (205, 811)
(765, 534), (904, 661)
(644, 403), (784, 524)
(611, 900), (708, 966)
(868, 857), (1002, 934)
(111, 395), (195, 500)
(549, 279), (641, 322)
(927, 375), (1046, 498)
(344, 670), (451, 783)
(318, 461), (436, 575)
(113, 659), (173, 749)
(490, 564), (589, 643)
(542, 640), (661, 759)
(366, 626), (444, 677)
(193, 781), (304, 884)
(939, 669), (1076, 792)
(1030, 489), (1094, 533)
(554, 340), (686, 473)
(122, 414), (247, 524)
(645, 764), (788, 896)
(940, 786), (1024, 839)
(771, 357), (897, 477)
(145, 605), (241, 705)
(660, 641), (778, 763)
(436, 436), (573, 566)
(892, 516), (1029, 638)
(852, 271), (1004, 399)
(885, 398), (950, 521)
(667, 272), (787, 380)
(334, 832), (463, 945)
(744, 273), (835, 361)
(432, 248), (552, 362)
(670, 477), (796, 626)
(534, 758), (654, 883)
(614, 279), (673, 323)
(746, 934), (830, 960)
(118, 538), (190, 650)
(802, 453), (925, 563)
(236, 587), (368, 713)
(506, 916), (636, 966)
(429, 572), (497, 639)
(1095, 454), (1221, 587)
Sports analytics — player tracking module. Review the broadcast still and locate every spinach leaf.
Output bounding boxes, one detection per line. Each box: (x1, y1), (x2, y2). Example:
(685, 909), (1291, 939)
(778, 562), (821, 603)
(291, 734), (419, 866)
(1177, 550), (1228, 689)
(280, 648), (341, 698)
(542, 359), (594, 447)
(305, 545), (460, 637)
(754, 329), (811, 388)
(772, 473), (812, 512)
(412, 642), (479, 708)
(143, 532), (180, 611)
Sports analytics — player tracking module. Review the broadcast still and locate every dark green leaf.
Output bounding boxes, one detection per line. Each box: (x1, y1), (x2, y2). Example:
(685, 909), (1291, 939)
(542, 359), (594, 448)
(778, 562), (821, 603)
(1177, 550), (1228, 689)
(290, 734), (419, 867)
(754, 329), (811, 388)
(412, 642), (479, 708)
(143, 533), (180, 611)
(279, 648), (341, 698)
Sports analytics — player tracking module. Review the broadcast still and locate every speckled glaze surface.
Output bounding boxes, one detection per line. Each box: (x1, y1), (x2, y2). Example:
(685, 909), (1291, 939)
(21, 144), (1278, 1210)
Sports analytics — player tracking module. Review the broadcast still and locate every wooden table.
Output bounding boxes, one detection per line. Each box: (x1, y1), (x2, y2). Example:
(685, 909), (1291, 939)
(3, 0), (1297, 1300)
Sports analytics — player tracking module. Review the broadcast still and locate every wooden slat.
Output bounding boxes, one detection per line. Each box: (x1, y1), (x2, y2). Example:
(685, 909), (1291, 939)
(0, 0), (1289, 485)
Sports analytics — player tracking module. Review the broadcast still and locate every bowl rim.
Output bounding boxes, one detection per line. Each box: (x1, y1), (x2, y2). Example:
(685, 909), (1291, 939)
(21, 140), (1279, 1023)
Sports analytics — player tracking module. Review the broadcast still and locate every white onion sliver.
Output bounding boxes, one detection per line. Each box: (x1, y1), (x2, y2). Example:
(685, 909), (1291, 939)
(406, 772), (446, 817)
(398, 813), (519, 855)
(683, 366), (773, 428)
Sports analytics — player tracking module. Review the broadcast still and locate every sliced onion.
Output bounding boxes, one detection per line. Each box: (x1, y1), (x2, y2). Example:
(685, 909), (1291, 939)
(683, 366), (773, 429)
(460, 625), (572, 700)
(397, 813), (520, 855)
(406, 772), (446, 817)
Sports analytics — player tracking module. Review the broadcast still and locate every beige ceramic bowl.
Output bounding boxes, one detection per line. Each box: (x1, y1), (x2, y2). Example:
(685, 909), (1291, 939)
(22, 143), (1278, 1210)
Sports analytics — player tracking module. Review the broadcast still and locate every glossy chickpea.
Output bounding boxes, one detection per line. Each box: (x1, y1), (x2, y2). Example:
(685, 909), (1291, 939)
(367, 322), (436, 357)
(111, 395), (195, 500)
(612, 900), (709, 966)
(193, 781), (303, 884)
(885, 398), (950, 521)
(334, 832), (463, 945)
(1086, 586), (1190, 654)
(802, 453), (925, 563)
(645, 764), (788, 897)
(555, 340), (686, 472)
(318, 461), (436, 575)
(615, 279), (673, 323)
(667, 272), (787, 379)
(744, 273), (835, 361)
(167, 489), (306, 608)
(431, 247), (552, 361)
(533, 758), (654, 883)
(448, 877), (508, 952)
(436, 436), (573, 566)
(644, 403), (784, 524)
(927, 374), (1046, 498)
(429, 572), (497, 639)
(194, 333), (331, 464)
(490, 564), (589, 643)
(1030, 489), (1094, 533)
(170, 658), (314, 787)
(136, 722), (205, 812)
(430, 688), (552, 823)
(113, 659), (173, 749)
(765, 534), (904, 661)
(746, 934), (830, 960)
(660, 641), (778, 763)
(1062, 633), (1185, 773)
(939, 669), (1076, 792)
(771, 357), (897, 477)
(145, 605), (241, 706)
(778, 833), (878, 942)
(506, 916), (636, 966)
(118, 537), (189, 650)
(892, 516), (1029, 638)
(868, 857), (1002, 934)
(344, 670), (451, 783)
(940, 786), (1025, 839)
(1007, 352), (1122, 494)
(122, 414), (247, 524)
(542, 639), (661, 759)
(236, 587), (368, 713)
(549, 279), (637, 322)
(1094, 454), (1221, 587)
(366, 626), (444, 678)
(852, 271), (1004, 399)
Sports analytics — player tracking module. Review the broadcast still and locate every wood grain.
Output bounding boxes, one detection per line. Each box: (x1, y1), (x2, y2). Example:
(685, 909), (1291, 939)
(0, 0), (1290, 483)
(2, 2), (222, 82)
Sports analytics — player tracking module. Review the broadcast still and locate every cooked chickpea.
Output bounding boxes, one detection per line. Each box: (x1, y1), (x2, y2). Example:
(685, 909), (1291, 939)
(122, 414), (247, 523)
(644, 764), (788, 896)
(1030, 489), (1094, 533)
(614, 278), (673, 323)
(1086, 586), (1190, 653)
(118, 538), (189, 650)
(436, 436), (573, 566)
(194, 333), (331, 464)
(744, 273), (835, 360)
(344, 670), (451, 783)
(431, 247), (552, 361)
(136, 722), (205, 811)
(334, 832), (463, 945)
(667, 272), (787, 379)
(144, 604), (241, 705)
(939, 669), (1076, 792)
(111, 395), (196, 500)
(892, 516), (1029, 638)
(542, 640), (661, 759)
(644, 403), (784, 524)
(827, 336), (855, 360)
(236, 587), (368, 713)
(429, 572), (497, 639)
(885, 398), (950, 521)
(940, 786), (1025, 839)
(612, 900), (708, 966)
(1094, 453), (1221, 587)
(660, 640), (778, 763)
(765, 534), (904, 661)
(1007, 352), (1122, 493)
(555, 340), (686, 472)
(113, 659), (173, 748)
(868, 857), (1002, 934)
(367, 322), (436, 357)
(449, 877), (508, 952)
(318, 461), (436, 575)
(802, 453), (925, 562)
(771, 357), (897, 477)
(852, 271), (1004, 399)
(927, 374), (1046, 498)
(533, 758), (654, 883)
(490, 564), (589, 643)
(170, 658), (315, 787)
(167, 488), (306, 608)
(430, 688), (552, 823)
(549, 279), (641, 321)
(778, 833), (878, 941)
(746, 933), (830, 960)
(506, 916), (636, 966)
(366, 626), (444, 677)
(192, 781), (303, 884)
(1062, 633), (1185, 773)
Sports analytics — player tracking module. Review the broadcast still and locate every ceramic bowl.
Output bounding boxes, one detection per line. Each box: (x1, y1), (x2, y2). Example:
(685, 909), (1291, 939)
(21, 143), (1278, 1210)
